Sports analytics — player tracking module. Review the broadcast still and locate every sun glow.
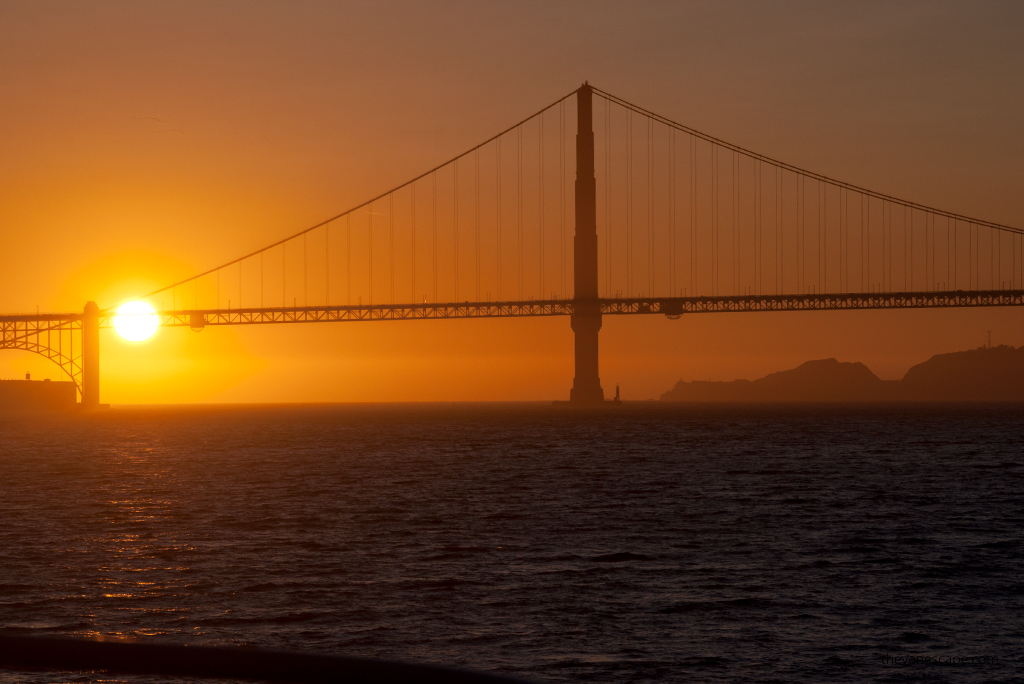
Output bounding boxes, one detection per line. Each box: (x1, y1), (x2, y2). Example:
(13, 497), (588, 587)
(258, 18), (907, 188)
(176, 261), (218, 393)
(114, 301), (159, 341)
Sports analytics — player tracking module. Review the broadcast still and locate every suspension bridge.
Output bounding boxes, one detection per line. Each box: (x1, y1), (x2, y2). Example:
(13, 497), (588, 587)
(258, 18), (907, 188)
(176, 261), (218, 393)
(3, 84), (1023, 406)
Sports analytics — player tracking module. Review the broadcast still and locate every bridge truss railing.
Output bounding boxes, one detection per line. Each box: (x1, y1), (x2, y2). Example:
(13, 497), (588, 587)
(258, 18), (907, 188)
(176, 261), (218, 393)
(119, 289), (1024, 330)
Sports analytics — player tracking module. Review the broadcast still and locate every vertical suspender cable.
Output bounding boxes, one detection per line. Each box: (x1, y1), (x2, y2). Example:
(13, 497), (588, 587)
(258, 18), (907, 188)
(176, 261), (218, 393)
(539, 113), (545, 298)
(626, 110), (633, 297)
(454, 160), (459, 302)
(946, 216), (951, 290)
(733, 151), (739, 295)
(972, 222), (976, 288)
(475, 149), (480, 301)
(605, 98), (612, 297)
(1007, 228), (1015, 286)
(346, 214), (351, 305)
(849, 190), (853, 291)
(884, 200), (892, 290)
(904, 206), (908, 291)
(390, 193), (395, 304)
(864, 195), (868, 291)
(988, 226), (992, 288)
(995, 225), (999, 289)
(910, 207), (915, 291)
(834, 188), (839, 291)
(560, 101), (565, 299)
(1012, 231), (1016, 289)
(823, 182), (827, 293)
(648, 116), (654, 296)
(946, 219), (954, 288)
(497, 138), (503, 301)
(411, 185), (416, 303)
(432, 174), (438, 302)
(816, 182), (821, 293)
(755, 160), (761, 294)
(976, 223), (980, 288)
(517, 125), (523, 299)
(835, 185), (843, 290)
(927, 212), (932, 289)
(797, 175), (802, 292)
(777, 166), (782, 294)
(712, 145), (718, 295)
(690, 134), (696, 297)
(881, 201), (886, 291)
(669, 129), (675, 296)
(926, 212), (930, 289)
(886, 201), (891, 290)
(368, 205), (373, 305)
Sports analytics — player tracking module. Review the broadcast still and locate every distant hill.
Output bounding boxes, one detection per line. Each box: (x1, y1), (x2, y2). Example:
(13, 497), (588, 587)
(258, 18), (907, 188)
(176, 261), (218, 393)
(901, 345), (1024, 401)
(660, 346), (1024, 402)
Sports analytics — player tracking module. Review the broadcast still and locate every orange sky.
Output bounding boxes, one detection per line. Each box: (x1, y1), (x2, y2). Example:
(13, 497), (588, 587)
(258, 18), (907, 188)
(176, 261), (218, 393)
(1, 1), (1022, 402)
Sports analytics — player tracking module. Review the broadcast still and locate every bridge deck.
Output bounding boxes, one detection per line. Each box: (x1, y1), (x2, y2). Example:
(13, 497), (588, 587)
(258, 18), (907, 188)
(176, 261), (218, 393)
(3, 290), (1022, 329)
(104, 289), (1024, 328)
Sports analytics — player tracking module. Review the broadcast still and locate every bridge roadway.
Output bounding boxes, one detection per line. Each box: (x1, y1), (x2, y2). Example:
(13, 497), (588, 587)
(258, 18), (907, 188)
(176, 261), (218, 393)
(5, 289), (1022, 333)
(3, 290), (1022, 405)
(122, 289), (1024, 328)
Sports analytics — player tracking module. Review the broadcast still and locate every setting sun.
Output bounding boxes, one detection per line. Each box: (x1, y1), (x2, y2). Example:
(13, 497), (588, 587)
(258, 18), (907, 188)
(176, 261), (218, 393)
(113, 301), (159, 341)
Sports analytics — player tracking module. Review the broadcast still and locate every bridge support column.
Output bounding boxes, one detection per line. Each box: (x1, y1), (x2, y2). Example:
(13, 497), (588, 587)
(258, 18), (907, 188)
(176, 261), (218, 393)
(569, 83), (604, 404)
(82, 301), (100, 408)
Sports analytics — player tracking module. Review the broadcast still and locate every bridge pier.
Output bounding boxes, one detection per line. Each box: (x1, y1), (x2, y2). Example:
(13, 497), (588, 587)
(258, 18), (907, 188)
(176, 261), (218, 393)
(82, 301), (100, 408)
(569, 83), (605, 404)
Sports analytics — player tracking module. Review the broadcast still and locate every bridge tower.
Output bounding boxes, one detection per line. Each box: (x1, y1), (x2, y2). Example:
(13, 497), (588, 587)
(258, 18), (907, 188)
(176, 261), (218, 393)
(82, 301), (100, 409)
(569, 83), (605, 404)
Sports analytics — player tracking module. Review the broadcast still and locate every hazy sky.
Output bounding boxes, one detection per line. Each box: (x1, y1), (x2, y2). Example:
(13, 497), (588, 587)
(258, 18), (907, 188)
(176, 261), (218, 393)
(2, 1), (1022, 401)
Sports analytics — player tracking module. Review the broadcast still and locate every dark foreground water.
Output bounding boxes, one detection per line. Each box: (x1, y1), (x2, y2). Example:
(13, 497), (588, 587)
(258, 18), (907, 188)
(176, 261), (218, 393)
(0, 403), (1022, 683)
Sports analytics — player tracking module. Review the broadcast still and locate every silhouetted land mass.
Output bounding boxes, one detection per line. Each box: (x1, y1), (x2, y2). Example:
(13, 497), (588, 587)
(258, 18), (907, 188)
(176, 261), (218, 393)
(0, 379), (77, 410)
(660, 346), (1024, 402)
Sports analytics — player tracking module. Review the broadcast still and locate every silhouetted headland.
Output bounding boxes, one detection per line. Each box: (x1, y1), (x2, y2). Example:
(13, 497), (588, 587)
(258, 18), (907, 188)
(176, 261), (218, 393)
(660, 345), (1024, 402)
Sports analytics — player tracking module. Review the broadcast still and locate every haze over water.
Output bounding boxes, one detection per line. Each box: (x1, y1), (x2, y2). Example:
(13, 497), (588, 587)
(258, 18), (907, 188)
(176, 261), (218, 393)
(1, 403), (1021, 683)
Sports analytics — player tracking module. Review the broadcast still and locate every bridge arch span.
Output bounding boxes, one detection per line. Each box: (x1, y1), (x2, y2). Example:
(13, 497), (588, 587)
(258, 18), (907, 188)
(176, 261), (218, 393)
(0, 315), (83, 399)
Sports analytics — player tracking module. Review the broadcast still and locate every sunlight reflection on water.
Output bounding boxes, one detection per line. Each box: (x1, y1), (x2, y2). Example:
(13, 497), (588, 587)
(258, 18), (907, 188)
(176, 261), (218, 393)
(0, 403), (1021, 683)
